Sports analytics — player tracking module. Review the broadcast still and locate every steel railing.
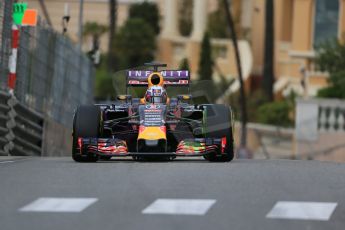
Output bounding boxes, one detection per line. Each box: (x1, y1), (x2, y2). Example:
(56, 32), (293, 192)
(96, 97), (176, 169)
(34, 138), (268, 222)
(0, 91), (43, 156)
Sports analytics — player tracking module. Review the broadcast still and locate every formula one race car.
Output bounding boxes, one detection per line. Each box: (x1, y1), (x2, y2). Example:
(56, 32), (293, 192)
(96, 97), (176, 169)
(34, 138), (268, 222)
(72, 63), (234, 162)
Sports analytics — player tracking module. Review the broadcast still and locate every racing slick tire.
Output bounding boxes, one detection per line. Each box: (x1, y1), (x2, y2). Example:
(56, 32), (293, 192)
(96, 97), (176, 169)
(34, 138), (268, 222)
(72, 105), (102, 162)
(203, 104), (234, 162)
(100, 156), (112, 161)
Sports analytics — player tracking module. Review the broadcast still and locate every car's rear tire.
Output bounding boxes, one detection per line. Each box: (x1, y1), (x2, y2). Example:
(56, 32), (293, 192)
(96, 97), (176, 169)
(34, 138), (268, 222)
(72, 105), (102, 162)
(202, 104), (234, 162)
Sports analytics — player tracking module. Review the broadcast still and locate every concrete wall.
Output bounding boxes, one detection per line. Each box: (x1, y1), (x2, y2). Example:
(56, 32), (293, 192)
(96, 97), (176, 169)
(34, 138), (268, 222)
(233, 120), (345, 163)
(42, 118), (72, 157)
(234, 122), (294, 159)
(297, 133), (345, 162)
(295, 98), (345, 162)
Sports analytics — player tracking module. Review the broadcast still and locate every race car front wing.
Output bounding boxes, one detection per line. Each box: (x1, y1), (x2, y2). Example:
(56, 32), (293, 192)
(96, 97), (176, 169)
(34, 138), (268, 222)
(77, 137), (227, 157)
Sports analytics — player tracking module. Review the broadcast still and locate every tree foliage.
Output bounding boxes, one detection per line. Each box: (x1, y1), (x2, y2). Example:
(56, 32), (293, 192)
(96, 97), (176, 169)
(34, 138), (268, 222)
(195, 33), (218, 102)
(83, 22), (107, 67)
(315, 39), (345, 73)
(317, 71), (345, 98)
(129, 2), (160, 35)
(207, 0), (230, 38)
(257, 100), (293, 127)
(198, 33), (213, 81)
(95, 71), (116, 100)
(114, 18), (156, 69)
(83, 22), (107, 52)
(316, 39), (345, 99)
(179, 58), (190, 71)
(83, 22), (107, 38)
(94, 57), (116, 100)
(179, 0), (193, 36)
(228, 89), (295, 127)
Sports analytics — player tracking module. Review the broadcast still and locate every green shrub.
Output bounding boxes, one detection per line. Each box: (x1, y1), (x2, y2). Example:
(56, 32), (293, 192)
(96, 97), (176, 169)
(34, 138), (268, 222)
(317, 71), (345, 99)
(95, 68), (116, 100)
(114, 18), (156, 69)
(257, 101), (293, 127)
(315, 39), (345, 99)
(129, 2), (160, 35)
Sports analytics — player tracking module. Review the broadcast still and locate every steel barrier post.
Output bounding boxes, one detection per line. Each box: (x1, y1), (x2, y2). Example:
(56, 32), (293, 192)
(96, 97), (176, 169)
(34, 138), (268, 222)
(8, 24), (19, 94)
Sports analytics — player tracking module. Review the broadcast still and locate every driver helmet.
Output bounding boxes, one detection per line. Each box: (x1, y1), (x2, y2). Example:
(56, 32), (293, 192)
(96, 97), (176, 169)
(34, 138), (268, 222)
(144, 86), (167, 104)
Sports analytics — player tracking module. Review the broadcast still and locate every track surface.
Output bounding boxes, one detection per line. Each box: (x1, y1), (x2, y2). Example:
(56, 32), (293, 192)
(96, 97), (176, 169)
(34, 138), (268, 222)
(1, 157), (345, 230)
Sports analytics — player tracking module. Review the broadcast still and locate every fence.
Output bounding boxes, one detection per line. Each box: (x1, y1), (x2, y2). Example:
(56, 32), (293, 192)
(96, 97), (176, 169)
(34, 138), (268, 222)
(16, 20), (94, 127)
(0, 0), (13, 89)
(1, 1), (94, 127)
(0, 1), (95, 156)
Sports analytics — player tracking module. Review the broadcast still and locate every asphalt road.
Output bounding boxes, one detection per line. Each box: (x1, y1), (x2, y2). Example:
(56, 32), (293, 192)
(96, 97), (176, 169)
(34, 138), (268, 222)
(0, 157), (345, 230)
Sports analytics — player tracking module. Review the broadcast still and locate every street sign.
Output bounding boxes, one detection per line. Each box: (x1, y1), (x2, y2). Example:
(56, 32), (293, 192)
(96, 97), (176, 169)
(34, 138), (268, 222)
(22, 9), (37, 26)
(12, 3), (37, 26)
(12, 3), (27, 25)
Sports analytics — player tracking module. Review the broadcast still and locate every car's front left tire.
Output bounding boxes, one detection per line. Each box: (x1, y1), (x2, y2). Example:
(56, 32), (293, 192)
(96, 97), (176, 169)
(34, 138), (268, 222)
(72, 105), (102, 162)
(202, 104), (234, 162)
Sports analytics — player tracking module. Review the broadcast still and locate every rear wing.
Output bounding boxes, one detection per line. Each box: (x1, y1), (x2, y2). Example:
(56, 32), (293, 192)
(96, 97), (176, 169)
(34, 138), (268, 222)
(126, 70), (190, 87)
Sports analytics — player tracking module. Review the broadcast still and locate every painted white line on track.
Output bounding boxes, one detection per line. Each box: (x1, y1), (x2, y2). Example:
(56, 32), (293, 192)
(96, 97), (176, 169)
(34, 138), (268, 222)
(142, 199), (216, 215)
(266, 201), (337, 221)
(0, 158), (31, 164)
(0, 161), (15, 164)
(19, 198), (98, 213)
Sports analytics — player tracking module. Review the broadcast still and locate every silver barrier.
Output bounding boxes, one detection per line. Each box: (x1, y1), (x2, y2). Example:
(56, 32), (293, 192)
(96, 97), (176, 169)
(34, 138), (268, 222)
(0, 90), (43, 156)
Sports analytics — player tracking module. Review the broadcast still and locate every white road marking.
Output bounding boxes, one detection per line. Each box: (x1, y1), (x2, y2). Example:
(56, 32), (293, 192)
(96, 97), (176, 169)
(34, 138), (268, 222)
(19, 197), (98, 213)
(142, 199), (216, 215)
(0, 158), (30, 164)
(266, 201), (337, 221)
(0, 161), (15, 164)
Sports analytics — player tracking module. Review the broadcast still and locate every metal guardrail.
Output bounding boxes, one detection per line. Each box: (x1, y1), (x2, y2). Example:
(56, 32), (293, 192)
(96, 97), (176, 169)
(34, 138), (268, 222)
(0, 91), (43, 156)
(0, 91), (10, 155)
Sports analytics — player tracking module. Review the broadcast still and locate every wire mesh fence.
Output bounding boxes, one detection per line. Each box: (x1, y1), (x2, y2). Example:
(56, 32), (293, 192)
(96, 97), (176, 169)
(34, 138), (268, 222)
(0, 2), (94, 127)
(0, 0), (13, 90)
(16, 22), (95, 127)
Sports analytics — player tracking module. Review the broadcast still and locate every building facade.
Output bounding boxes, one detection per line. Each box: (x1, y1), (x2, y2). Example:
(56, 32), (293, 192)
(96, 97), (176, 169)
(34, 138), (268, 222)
(26, 0), (252, 85)
(26, 0), (345, 98)
(157, 0), (253, 82)
(26, 0), (134, 52)
(270, 0), (345, 97)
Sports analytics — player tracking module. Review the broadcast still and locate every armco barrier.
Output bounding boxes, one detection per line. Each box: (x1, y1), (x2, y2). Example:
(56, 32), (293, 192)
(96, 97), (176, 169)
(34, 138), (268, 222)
(0, 90), (43, 156)
(0, 91), (10, 156)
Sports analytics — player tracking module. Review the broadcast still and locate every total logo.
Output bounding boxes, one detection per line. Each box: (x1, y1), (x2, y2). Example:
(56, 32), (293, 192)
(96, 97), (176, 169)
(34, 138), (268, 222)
(145, 104), (160, 109)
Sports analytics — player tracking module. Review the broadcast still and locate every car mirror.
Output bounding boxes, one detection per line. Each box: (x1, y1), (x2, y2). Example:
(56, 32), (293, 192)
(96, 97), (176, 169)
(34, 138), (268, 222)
(117, 95), (132, 101)
(177, 94), (192, 101)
